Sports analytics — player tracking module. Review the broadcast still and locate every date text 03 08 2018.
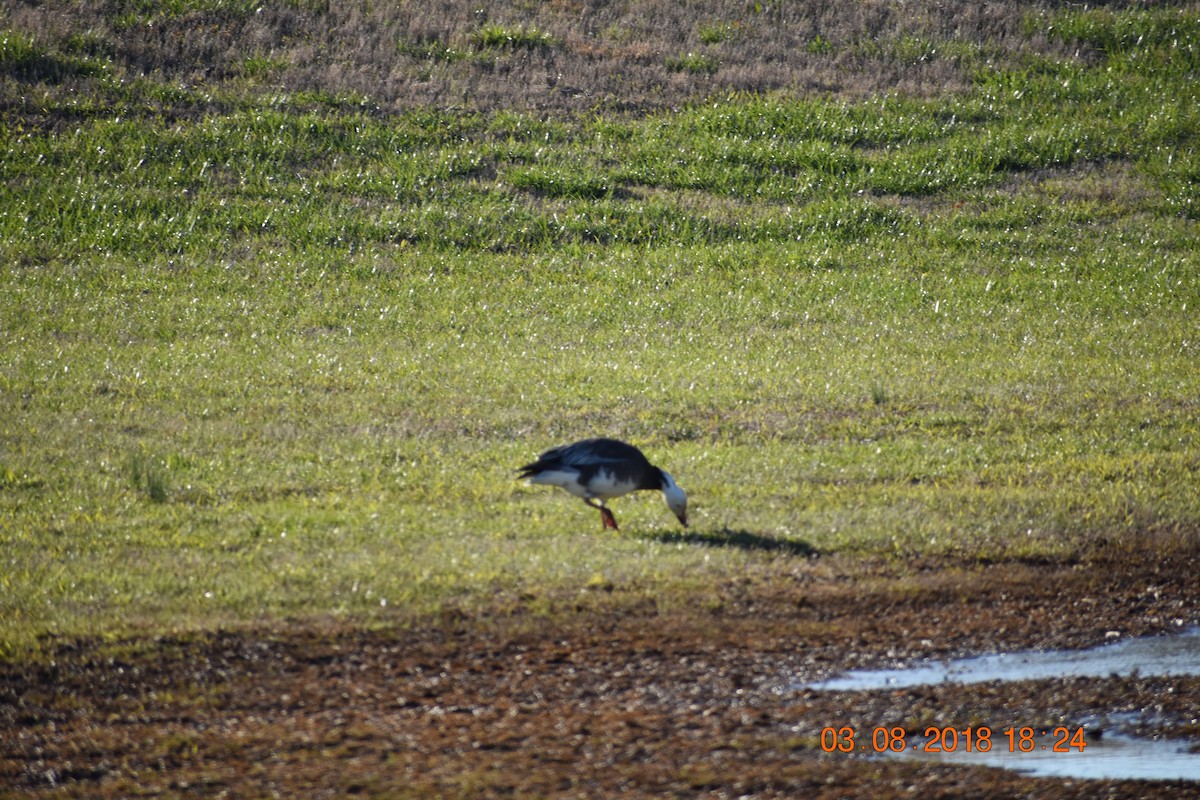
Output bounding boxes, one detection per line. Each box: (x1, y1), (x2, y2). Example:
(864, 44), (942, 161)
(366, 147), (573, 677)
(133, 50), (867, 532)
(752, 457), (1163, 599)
(820, 726), (1089, 754)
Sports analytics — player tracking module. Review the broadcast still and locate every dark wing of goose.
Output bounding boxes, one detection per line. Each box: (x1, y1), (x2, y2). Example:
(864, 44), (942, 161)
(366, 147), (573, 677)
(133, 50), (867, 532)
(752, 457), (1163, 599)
(519, 438), (655, 486)
(554, 439), (653, 485)
(555, 438), (650, 467)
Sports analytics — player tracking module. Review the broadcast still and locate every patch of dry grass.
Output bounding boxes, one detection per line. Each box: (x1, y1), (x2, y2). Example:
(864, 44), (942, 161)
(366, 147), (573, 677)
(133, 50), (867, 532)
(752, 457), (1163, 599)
(2, 0), (1097, 115)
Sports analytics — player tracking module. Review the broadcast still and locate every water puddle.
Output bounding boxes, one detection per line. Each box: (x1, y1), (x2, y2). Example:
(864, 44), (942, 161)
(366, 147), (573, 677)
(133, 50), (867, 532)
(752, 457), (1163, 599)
(804, 627), (1200, 691)
(801, 628), (1200, 781)
(893, 730), (1200, 780)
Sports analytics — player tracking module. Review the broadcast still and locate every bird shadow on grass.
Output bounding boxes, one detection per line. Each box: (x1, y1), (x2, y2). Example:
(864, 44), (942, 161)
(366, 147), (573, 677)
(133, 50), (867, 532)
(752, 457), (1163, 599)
(644, 527), (819, 558)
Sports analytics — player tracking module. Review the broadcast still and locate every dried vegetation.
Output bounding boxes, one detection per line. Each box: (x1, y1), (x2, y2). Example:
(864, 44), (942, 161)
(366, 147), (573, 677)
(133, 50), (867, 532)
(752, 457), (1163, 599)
(4, 0), (1078, 117)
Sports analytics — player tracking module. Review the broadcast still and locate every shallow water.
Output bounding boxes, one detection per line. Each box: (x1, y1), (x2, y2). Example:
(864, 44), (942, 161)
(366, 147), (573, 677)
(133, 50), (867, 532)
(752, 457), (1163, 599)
(804, 627), (1200, 691)
(801, 628), (1200, 781)
(893, 731), (1200, 781)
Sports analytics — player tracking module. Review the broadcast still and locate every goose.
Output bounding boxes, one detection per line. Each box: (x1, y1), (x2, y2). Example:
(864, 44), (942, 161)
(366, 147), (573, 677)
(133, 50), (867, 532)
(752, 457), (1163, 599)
(518, 437), (688, 530)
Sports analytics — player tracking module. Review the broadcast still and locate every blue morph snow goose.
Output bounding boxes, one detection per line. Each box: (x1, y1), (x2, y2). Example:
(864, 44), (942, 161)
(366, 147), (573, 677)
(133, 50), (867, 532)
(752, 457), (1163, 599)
(518, 438), (688, 530)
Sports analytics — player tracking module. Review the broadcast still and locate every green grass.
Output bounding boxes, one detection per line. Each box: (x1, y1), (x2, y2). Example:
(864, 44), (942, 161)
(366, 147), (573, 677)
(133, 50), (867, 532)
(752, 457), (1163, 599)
(1, 6), (1198, 655)
(666, 52), (721, 76)
(470, 24), (558, 51)
(698, 22), (740, 46)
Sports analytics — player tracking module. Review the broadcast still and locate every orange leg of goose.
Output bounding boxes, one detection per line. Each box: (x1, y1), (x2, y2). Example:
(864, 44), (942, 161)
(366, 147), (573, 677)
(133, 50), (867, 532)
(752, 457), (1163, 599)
(585, 499), (620, 530)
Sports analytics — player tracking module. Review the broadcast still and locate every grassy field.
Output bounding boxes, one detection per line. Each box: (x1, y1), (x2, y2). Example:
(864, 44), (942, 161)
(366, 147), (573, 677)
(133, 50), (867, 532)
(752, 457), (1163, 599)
(1, 1), (1198, 656)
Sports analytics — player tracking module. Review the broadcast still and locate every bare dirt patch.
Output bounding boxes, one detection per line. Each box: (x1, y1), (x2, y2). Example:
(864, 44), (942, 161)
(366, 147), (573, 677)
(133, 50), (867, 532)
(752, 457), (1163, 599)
(3, 542), (1199, 798)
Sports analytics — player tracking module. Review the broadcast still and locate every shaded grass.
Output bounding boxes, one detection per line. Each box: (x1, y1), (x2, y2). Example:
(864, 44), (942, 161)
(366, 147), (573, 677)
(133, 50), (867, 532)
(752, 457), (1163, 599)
(0, 3), (1198, 654)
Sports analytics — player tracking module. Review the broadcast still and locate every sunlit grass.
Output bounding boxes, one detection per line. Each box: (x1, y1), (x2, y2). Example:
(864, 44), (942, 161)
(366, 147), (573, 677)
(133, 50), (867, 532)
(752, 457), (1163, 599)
(1, 6), (1197, 654)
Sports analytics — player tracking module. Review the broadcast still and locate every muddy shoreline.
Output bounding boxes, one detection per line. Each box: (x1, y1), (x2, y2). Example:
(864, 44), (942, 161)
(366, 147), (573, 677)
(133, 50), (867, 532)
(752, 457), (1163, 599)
(3, 544), (1199, 798)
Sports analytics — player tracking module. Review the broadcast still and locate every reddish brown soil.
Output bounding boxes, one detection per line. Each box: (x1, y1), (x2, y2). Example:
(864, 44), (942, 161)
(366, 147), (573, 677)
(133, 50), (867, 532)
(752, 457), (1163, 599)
(3, 544), (1199, 798)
